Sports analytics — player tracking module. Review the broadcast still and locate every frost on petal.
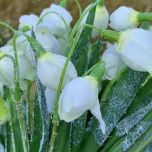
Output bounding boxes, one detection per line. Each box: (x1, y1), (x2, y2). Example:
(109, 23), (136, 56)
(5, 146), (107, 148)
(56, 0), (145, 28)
(45, 88), (56, 113)
(19, 14), (39, 29)
(117, 28), (152, 73)
(58, 76), (98, 122)
(90, 100), (106, 134)
(110, 6), (139, 31)
(102, 43), (126, 80)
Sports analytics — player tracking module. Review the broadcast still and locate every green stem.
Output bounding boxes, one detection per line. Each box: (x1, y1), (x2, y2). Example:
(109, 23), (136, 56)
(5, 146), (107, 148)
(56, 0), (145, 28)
(74, 0), (82, 16)
(101, 29), (120, 43)
(59, 0), (68, 8)
(138, 12), (152, 22)
(90, 62), (105, 81)
(97, 0), (104, 6)
(12, 34), (20, 101)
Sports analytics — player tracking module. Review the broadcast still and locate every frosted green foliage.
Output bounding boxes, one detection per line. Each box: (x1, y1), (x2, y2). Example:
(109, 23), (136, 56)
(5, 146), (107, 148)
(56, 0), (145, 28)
(116, 101), (152, 137)
(30, 80), (50, 152)
(122, 120), (152, 151)
(71, 113), (87, 145)
(85, 70), (147, 147)
(141, 141), (152, 152)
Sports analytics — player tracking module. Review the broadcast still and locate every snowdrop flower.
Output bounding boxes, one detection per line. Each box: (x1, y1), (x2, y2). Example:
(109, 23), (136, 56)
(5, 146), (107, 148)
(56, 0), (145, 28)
(0, 49), (14, 88)
(19, 14), (39, 30)
(116, 28), (152, 73)
(33, 24), (62, 54)
(40, 3), (72, 37)
(102, 43), (126, 80)
(80, 3), (109, 38)
(59, 76), (105, 134)
(110, 6), (139, 31)
(45, 88), (56, 113)
(37, 52), (77, 90)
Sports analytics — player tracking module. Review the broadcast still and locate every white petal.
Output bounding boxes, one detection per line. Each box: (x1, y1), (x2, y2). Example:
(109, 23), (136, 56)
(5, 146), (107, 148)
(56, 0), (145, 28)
(45, 88), (56, 113)
(37, 52), (77, 90)
(90, 100), (106, 134)
(110, 6), (139, 31)
(59, 76), (98, 122)
(117, 28), (152, 73)
(34, 24), (61, 53)
(19, 14), (39, 29)
(102, 43), (126, 80)
(49, 4), (73, 24)
(92, 6), (109, 38)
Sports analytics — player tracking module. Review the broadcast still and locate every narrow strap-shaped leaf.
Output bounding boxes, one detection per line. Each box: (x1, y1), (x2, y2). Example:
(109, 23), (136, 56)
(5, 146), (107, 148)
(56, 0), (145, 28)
(30, 80), (49, 152)
(71, 4), (96, 76)
(54, 121), (71, 152)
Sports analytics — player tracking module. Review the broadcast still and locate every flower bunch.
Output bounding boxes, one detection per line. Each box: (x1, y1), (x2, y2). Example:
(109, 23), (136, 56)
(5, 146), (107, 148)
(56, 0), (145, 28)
(1, 0), (152, 152)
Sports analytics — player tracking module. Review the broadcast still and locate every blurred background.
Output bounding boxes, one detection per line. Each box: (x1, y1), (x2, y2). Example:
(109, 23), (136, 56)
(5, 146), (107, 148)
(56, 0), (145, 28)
(0, 0), (152, 45)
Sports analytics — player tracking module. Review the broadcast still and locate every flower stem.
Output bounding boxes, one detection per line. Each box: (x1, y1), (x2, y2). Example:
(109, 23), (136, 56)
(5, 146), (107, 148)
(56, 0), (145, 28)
(138, 12), (152, 22)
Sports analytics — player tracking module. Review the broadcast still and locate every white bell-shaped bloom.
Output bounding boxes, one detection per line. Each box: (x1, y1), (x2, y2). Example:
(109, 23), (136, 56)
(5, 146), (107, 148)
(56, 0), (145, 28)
(33, 24), (61, 53)
(0, 46), (14, 88)
(44, 88), (56, 113)
(59, 76), (105, 134)
(116, 28), (152, 73)
(37, 52), (78, 90)
(40, 3), (72, 37)
(80, 4), (109, 38)
(102, 43), (126, 80)
(110, 6), (139, 31)
(19, 14), (39, 30)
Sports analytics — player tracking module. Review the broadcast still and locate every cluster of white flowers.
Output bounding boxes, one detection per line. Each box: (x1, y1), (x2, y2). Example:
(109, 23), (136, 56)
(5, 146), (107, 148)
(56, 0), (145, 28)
(1, 1), (152, 135)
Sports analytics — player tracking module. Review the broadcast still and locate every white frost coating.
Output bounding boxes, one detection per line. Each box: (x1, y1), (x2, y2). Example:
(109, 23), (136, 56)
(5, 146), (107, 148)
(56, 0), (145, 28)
(116, 28), (152, 74)
(110, 6), (139, 31)
(116, 101), (152, 137)
(59, 76), (105, 134)
(37, 52), (78, 90)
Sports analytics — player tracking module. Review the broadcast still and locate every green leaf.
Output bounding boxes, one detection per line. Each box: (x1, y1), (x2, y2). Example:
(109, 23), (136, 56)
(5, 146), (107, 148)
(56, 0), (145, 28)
(76, 69), (148, 152)
(29, 80), (50, 152)
(71, 4), (96, 76)
(87, 40), (102, 69)
(54, 121), (71, 152)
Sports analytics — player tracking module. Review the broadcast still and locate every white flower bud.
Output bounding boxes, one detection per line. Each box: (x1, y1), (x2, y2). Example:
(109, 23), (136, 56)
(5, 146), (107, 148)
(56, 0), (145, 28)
(44, 88), (56, 114)
(102, 43), (126, 80)
(59, 76), (105, 134)
(110, 6), (139, 31)
(116, 28), (152, 73)
(40, 3), (72, 37)
(81, 4), (109, 38)
(37, 52), (77, 90)
(92, 5), (109, 38)
(19, 14), (39, 30)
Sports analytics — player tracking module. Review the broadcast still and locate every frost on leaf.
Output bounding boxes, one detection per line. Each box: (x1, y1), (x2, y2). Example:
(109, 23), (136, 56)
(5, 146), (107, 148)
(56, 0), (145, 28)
(86, 70), (147, 146)
(116, 101), (152, 137)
